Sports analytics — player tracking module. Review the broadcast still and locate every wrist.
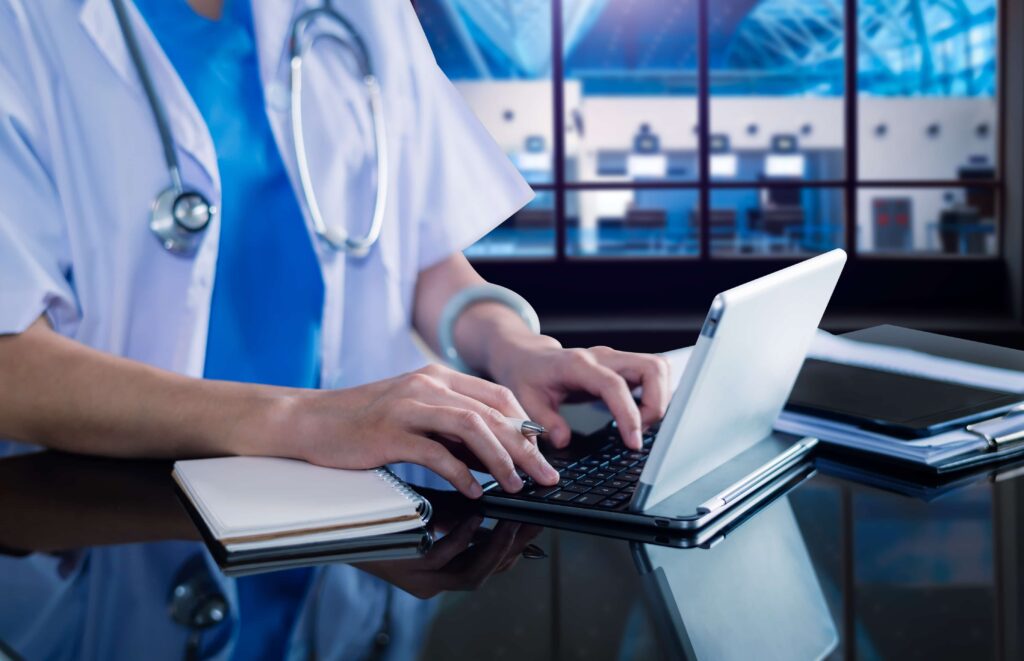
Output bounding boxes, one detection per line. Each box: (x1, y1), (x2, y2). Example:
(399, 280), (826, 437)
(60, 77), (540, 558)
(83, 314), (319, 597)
(224, 387), (311, 460)
(485, 328), (560, 385)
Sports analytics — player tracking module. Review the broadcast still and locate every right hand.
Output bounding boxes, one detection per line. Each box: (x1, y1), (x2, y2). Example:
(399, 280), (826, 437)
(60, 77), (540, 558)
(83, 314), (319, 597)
(275, 364), (561, 498)
(356, 515), (544, 599)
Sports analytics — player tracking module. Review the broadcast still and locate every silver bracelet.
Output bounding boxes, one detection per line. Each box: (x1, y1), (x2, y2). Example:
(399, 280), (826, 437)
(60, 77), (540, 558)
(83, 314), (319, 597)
(438, 284), (541, 374)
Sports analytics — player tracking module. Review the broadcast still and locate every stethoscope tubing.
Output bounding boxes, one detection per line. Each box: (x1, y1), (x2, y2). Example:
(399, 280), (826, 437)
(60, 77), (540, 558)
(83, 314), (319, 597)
(112, 0), (387, 257)
(111, 0), (185, 193)
(288, 9), (389, 256)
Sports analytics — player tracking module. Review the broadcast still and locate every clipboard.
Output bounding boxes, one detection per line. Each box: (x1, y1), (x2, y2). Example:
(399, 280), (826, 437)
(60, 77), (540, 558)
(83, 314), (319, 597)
(787, 358), (1024, 439)
(796, 325), (1024, 476)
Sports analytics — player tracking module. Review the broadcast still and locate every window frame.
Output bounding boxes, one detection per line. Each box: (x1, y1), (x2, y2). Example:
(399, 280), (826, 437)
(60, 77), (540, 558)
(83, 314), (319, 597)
(417, 0), (1013, 320)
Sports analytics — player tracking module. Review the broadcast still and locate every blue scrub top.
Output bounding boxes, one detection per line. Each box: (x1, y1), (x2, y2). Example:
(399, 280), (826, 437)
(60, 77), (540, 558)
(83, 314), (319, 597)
(134, 2), (320, 658)
(136, 0), (324, 390)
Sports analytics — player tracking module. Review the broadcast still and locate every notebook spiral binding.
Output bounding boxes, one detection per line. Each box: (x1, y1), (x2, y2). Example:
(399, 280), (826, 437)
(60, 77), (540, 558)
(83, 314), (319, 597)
(374, 467), (433, 523)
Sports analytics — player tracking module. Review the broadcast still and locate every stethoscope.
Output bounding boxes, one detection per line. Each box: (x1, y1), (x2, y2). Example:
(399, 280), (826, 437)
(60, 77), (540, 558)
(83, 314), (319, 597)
(111, 0), (389, 258)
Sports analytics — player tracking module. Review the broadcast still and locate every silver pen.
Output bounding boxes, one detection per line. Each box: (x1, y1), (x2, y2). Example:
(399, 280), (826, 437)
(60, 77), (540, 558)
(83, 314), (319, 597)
(506, 417), (545, 437)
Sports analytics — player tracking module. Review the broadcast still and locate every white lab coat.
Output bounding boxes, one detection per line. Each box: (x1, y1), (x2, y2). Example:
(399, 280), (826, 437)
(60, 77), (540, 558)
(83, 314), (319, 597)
(0, 541), (437, 661)
(0, 0), (531, 392)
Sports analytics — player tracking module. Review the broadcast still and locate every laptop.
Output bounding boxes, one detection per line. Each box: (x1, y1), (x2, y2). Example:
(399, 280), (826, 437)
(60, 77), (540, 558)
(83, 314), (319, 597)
(482, 249), (847, 531)
(484, 460), (817, 548)
(633, 494), (838, 660)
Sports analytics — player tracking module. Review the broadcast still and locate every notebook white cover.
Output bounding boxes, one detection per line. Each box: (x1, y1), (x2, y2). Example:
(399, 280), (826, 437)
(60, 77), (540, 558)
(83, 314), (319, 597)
(173, 457), (429, 552)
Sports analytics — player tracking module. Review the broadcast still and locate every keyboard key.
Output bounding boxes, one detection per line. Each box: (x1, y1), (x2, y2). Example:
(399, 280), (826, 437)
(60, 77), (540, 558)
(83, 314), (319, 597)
(609, 492), (630, 501)
(547, 490), (576, 502)
(619, 473), (639, 483)
(560, 470), (586, 481)
(612, 459), (636, 469)
(626, 452), (646, 461)
(607, 480), (629, 489)
(590, 486), (618, 496)
(579, 459), (605, 469)
(626, 467), (644, 476)
(563, 483), (592, 494)
(571, 493), (604, 506)
(576, 477), (600, 487)
(547, 458), (572, 469)
(598, 499), (625, 509)
(591, 471), (616, 481)
(622, 485), (637, 494)
(526, 485), (560, 499)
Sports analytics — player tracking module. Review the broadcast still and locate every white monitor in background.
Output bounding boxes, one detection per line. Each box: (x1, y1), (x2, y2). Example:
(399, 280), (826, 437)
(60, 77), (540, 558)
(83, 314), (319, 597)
(628, 153), (669, 179)
(765, 154), (806, 178)
(514, 151), (551, 173)
(710, 153), (739, 178)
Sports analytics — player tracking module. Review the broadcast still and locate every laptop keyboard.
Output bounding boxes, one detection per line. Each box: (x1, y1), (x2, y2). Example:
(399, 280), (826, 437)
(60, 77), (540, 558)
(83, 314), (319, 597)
(488, 424), (657, 511)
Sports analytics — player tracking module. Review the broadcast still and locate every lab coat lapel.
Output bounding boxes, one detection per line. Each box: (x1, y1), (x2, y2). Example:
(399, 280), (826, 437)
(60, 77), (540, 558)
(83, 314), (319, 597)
(251, 0), (305, 98)
(251, 0), (348, 389)
(250, 0), (317, 241)
(78, 0), (220, 193)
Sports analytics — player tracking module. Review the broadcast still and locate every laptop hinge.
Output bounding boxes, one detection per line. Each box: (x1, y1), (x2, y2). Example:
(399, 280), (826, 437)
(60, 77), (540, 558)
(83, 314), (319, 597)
(695, 437), (817, 514)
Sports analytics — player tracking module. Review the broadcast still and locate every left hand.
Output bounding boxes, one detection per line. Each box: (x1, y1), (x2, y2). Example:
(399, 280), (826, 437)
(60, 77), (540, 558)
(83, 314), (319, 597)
(487, 335), (671, 450)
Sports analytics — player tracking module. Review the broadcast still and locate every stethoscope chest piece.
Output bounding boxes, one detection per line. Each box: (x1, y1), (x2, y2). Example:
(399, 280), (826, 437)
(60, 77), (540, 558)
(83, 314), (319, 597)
(150, 186), (216, 256)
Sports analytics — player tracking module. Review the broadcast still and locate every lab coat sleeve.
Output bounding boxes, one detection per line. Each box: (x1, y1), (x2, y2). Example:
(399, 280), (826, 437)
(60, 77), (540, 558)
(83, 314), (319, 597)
(0, 4), (78, 336)
(398, 4), (535, 270)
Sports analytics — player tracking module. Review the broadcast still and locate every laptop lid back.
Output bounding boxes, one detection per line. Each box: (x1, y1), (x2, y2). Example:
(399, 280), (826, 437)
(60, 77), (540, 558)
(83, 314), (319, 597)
(637, 249), (846, 510)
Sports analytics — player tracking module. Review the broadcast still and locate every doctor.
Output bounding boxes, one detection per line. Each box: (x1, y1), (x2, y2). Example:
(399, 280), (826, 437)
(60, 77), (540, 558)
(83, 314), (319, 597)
(0, 0), (670, 497)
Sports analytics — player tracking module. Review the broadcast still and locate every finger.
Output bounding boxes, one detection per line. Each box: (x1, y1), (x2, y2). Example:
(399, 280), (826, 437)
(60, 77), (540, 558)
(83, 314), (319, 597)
(591, 349), (671, 428)
(455, 394), (560, 486)
(496, 522), (545, 573)
(560, 355), (643, 450)
(421, 365), (530, 419)
(455, 521), (520, 587)
(391, 434), (482, 499)
(423, 514), (483, 570)
(403, 403), (523, 493)
(406, 387), (559, 486)
(518, 390), (573, 449)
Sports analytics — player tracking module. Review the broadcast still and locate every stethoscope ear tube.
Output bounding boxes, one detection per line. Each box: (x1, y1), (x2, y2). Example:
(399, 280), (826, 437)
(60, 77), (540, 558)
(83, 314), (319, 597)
(289, 10), (387, 257)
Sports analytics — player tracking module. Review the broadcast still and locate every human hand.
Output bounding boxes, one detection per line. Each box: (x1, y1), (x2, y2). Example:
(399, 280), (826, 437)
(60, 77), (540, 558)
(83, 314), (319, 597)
(274, 364), (560, 499)
(355, 515), (543, 599)
(487, 336), (671, 450)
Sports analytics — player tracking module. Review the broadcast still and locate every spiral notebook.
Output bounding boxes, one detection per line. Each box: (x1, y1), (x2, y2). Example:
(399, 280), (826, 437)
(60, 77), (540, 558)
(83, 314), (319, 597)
(172, 457), (431, 555)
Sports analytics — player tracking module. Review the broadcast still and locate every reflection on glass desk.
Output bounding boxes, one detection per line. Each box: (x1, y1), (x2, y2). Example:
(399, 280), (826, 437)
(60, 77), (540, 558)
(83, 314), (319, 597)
(634, 495), (836, 660)
(1, 448), (1023, 660)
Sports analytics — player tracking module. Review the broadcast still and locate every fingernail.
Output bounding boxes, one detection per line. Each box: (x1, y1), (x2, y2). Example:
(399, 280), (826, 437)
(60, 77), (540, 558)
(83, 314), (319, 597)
(522, 544), (548, 560)
(632, 430), (643, 448)
(543, 464), (560, 482)
(509, 474), (524, 491)
(469, 482), (483, 498)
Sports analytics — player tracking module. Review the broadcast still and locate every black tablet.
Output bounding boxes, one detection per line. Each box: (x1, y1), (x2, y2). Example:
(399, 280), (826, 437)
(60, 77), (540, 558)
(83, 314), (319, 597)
(785, 359), (1024, 439)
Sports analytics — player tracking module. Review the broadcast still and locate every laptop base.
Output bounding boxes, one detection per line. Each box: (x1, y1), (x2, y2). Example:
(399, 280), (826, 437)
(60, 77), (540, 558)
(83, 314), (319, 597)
(482, 425), (816, 532)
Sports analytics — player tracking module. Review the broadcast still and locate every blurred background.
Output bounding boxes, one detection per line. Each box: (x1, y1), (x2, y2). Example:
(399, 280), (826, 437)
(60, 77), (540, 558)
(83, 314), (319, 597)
(410, 0), (1022, 352)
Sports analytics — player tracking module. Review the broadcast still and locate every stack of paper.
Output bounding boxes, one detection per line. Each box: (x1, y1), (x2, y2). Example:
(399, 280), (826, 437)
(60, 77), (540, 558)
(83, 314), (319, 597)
(773, 411), (986, 466)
